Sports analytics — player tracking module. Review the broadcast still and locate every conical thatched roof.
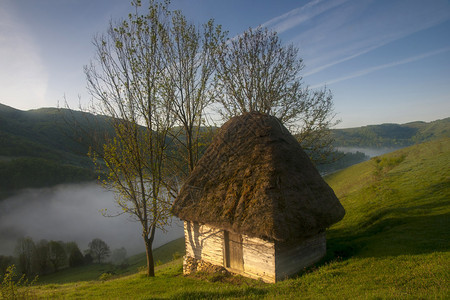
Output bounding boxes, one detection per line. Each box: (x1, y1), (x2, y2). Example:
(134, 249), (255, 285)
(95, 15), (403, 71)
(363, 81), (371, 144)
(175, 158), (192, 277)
(172, 112), (345, 242)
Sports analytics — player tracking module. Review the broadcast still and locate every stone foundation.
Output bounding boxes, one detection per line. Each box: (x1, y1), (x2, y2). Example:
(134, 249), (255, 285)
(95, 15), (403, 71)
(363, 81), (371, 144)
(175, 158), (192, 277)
(183, 255), (229, 275)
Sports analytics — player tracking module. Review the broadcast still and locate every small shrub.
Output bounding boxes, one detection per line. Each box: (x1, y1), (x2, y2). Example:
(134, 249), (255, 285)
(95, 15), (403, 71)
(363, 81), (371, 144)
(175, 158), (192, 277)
(372, 154), (406, 178)
(99, 272), (113, 281)
(0, 265), (38, 299)
(172, 252), (181, 260)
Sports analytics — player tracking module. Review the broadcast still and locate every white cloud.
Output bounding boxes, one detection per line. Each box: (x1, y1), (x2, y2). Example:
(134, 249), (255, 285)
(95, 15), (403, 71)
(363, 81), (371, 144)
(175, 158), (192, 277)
(263, 0), (450, 76)
(0, 3), (48, 109)
(311, 47), (450, 88)
(261, 0), (350, 34)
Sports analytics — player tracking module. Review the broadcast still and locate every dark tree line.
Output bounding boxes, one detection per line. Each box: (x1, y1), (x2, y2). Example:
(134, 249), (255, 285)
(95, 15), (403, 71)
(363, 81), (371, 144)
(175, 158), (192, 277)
(0, 237), (115, 279)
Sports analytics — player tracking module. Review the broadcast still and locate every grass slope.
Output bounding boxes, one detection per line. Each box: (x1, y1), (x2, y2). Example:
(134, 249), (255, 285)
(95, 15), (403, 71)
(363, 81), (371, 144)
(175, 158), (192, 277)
(19, 138), (450, 298)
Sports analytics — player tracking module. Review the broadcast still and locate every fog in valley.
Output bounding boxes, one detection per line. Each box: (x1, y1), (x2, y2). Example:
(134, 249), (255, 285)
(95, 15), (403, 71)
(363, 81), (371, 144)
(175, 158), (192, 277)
(338, 147), (402, 158)
(0, 147), (404, 257)
(0, 182), (183, 256)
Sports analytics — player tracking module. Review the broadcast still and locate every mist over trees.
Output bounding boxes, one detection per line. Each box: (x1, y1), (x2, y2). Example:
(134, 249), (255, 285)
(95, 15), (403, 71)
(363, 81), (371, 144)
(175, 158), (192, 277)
(14, 237), (34, 276)
(87, 238), (111, 264)
(48, 241), (67, 272)
(0, 237), (117, 279)
(68, 243), (84, 267)
(111, 247), (127, 265)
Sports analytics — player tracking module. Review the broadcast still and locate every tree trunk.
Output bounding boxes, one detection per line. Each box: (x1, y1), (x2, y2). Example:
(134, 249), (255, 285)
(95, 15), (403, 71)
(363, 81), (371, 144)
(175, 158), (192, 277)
(187, 130), (195, 173)
(145, 238), (155, 277)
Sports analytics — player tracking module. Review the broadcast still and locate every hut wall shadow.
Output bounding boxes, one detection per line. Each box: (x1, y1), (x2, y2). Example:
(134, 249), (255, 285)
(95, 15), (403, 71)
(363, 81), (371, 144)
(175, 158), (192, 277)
(186, 221), (223, 261)
(186, 221), (202, 259)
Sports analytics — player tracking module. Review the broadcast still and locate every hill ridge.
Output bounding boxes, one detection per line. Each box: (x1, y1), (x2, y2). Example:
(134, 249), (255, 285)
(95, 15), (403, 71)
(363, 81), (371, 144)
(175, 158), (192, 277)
(332, 117), (449, 148)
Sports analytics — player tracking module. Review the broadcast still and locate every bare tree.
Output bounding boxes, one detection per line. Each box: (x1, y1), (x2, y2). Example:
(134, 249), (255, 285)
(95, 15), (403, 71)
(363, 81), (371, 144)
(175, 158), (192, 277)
(84, 0), (174, 277)
(14, 237), (35, 276)
(82, 0), (228, 276)
(161, 10), (226, 183)
(88, 238), (110, 264)
(215, 27), (339, 162)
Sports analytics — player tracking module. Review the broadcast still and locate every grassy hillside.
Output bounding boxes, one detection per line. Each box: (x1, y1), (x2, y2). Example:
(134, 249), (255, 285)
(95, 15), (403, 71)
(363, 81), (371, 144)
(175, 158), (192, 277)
(16, 138), (449, 299)
(332, 117), (449, 147)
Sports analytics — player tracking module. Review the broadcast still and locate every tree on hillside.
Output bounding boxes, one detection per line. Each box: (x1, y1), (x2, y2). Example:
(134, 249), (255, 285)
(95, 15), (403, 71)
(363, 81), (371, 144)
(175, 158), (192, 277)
(33, 239), (50, 275)
(0, 255), (15, 278)
(15, 237), (35, 276)
(66, 242), (84, 267)
(48, 241), (67, 272)
(84, 0), (175, 277)
(215, 27), (339, 162)
(83, 0), (227, 277)
(88, 238), (110, 264)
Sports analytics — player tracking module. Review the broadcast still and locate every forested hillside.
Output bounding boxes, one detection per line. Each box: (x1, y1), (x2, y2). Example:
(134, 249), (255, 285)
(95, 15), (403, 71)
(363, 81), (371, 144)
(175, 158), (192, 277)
(332, 118), (450, 147)
(1, 103), (448, 198)
(0, 104), (102, 197)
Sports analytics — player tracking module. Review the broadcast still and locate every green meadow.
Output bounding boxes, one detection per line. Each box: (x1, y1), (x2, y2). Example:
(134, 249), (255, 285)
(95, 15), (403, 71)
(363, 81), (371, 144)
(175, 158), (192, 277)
(9, 138), (450, 299)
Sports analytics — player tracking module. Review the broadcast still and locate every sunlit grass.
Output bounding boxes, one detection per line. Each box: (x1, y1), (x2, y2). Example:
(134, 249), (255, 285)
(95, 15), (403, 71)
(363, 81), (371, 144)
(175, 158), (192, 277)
(22, 138), (449, 299)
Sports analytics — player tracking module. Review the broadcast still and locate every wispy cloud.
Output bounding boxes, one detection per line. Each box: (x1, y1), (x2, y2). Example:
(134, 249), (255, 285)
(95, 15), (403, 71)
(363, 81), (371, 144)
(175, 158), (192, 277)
(262, 0), (450, 76)
(311, 47), (450, 88)
(261, 0), (350, 34)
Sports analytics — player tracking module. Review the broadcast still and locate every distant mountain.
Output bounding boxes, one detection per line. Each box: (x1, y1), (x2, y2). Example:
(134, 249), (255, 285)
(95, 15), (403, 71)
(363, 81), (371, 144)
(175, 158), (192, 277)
(316, 118), (450, 174)
(331, 118), (450, 148)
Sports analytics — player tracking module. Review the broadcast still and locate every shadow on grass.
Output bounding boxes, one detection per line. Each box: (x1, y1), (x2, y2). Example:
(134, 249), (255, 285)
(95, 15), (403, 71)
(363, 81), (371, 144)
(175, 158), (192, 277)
(283, 211), (450, 282)
(325, 212), (449, 262)
(323, 179), (450, 262)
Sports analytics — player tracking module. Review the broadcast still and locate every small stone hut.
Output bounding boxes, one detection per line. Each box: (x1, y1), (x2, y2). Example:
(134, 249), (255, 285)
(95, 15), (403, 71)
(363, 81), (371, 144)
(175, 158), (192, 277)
(172, 112), (345, 283)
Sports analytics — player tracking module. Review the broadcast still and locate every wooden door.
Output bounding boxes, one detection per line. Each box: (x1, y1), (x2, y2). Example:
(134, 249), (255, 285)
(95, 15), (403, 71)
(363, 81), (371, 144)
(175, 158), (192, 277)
(224, 231), (243, 270)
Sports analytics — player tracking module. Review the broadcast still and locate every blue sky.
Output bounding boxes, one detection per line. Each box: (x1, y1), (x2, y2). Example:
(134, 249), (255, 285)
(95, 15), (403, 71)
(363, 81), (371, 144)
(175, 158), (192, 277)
(1, 0), (449, 128)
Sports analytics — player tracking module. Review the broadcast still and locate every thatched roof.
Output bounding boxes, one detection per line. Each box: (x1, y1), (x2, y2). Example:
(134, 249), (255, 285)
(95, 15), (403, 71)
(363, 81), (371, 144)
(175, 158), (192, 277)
(172, 112), (345, 241)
